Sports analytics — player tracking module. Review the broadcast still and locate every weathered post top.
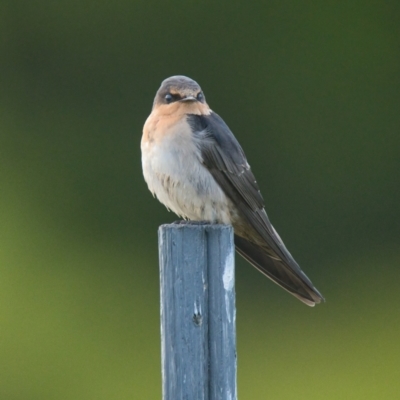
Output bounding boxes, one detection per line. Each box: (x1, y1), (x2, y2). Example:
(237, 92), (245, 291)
(158, 223), (237, 400)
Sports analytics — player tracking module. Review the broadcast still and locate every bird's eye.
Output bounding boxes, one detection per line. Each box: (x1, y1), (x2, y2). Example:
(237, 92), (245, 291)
(197, 92), (204, 101)
(165, 93), (173, 103)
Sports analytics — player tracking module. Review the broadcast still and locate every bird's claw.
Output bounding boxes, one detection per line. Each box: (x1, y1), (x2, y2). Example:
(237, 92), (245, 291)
(172, 220), (212, 225)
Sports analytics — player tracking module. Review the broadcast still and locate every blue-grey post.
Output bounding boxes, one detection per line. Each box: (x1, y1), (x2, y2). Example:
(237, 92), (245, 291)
(158, 224), (237, 400)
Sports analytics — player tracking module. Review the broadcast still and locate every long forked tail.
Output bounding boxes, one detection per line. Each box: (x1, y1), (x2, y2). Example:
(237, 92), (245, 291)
(234, 235), (324, 306)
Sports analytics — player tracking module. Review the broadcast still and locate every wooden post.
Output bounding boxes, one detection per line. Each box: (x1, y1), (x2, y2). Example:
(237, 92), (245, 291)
(158, 223), (237, 400)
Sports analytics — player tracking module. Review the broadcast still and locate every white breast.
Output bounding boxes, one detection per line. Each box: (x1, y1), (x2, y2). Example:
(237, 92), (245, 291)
(141, 121), (233, 224)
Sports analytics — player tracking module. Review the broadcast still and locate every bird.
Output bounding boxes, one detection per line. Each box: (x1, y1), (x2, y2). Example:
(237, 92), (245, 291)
(141, 75), (324, 306)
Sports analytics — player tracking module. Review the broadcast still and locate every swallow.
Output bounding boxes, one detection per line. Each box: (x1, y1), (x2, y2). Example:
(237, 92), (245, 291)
(141, 75), (324, 306)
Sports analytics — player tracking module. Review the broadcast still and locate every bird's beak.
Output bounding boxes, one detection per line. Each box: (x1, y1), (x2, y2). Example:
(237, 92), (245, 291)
(180, 96), (197, 102)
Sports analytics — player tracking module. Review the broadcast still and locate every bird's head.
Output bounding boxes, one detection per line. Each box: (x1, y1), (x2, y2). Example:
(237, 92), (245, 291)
(152, 76), (207, 111)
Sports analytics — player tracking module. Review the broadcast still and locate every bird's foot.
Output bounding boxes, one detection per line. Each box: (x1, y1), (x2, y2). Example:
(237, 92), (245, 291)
(172, 220), (212, 225)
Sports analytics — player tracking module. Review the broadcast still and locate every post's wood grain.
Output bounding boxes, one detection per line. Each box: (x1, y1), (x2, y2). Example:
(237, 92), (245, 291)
(158, 224), (236, 400)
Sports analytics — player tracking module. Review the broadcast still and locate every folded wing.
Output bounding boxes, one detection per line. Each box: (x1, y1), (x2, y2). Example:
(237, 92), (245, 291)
(188, 112), (324, 306)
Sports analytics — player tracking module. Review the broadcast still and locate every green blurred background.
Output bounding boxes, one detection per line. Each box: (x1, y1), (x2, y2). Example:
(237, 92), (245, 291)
(1, 1), (400, 399)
